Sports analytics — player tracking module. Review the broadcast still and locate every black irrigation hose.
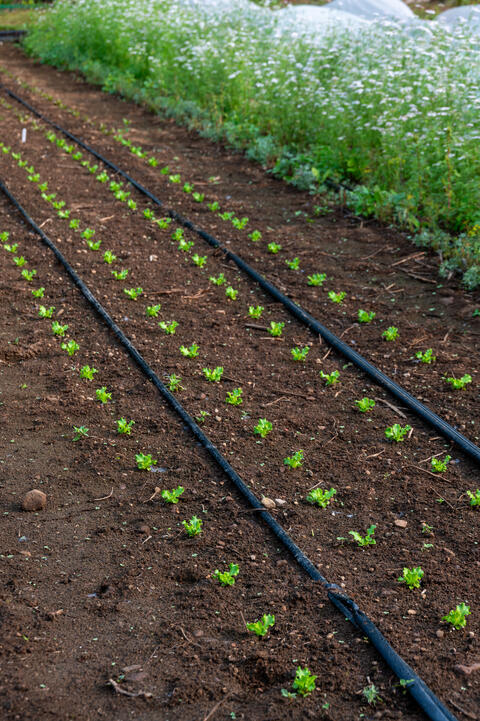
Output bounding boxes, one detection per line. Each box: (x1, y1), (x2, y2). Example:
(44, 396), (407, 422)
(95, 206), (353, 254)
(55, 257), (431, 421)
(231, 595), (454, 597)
(0, 177), (458, 721)
(3, 84), (480, 469)
(0, 30), (26, 40)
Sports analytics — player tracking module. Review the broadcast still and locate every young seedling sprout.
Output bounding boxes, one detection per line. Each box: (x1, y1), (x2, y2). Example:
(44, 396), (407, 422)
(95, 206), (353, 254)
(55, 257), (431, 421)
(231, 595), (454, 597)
(180, 343), (199, 358)
(267, 242), (282, 254)
(96, 386), (112, 404)
(196, 411), (211, 424)
(161, 486), (185, 503)
(319, 370), (339, 386)
(442, 603), (471, 630)
(72, 425), (89, 441)
(355, 397), (375, 412)
(52, 321), (68, 337)
(123, 287), (143, 300)
(285, 257), (300, 270)
(182, 516), (203, 536)
(383, 326), (399, 341)
(363, 684), (382, 705)
(112, 269), (128, 280)
(269, 321), (285, 337)
(431, 455), (451, 472)
(226, 388), (243, 405)
(254, 418), (272, 438)
(80, 365), (98, 380)
(415, 348), (436, 364)
(445, 374), (472, 390)
(307, 273), (326, 286)
(284, 450), (304, 469)
(85, 239), (101, 251)
(398, 567), (424, 590)
(349, 524), (376, 547)
(291, 346), (309, 362)
(61, 340), (79, 356)
(145, 304), (162, 317)
(38, 305), (55, 318)
(328, 291), (346, 304)
(209, 273), (226, 286)
(32, 287), (45, 298)
(178, 238), (194, 252)
(248, 230), (262, 242)
(22, 269), (37, 282)
(225, 286), (238, 300)
(358, 309), (376, 323)
(13, 255), (26, 267)
(116, 418), (134, 435)
(159, 320), (178, 335)
(213, 563), (239, 586)
(306, 488), (336, 508)
(232, 216), (248, 230)
(192, 254), (207, 267)
(245, 614), (275, 637)
(385, 424), (411, 442)
(281, 667), (317, 698)
(203, 367), (223, 382)
(168, 374), (183, 392)
(103, 250), (117, 264)
(136, 452), (157, 470)
(248, 305), (264, 318)
(467, 489), (480, 507)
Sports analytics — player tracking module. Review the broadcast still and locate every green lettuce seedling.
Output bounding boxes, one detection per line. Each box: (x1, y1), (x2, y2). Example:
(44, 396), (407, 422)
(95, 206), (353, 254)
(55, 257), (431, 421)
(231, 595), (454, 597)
(213, 563), (239, 586)
(172, 228), (184, 242)
(225, 286), (238, 300)
(180, 343), (199, 358)
(445, 374), (472, 390)
(13, 255), (26, 267)
(306, 488), (336, 508)
(286, 257), (300, 270)
(355, 397), (375, 412)
(161, 486), (184, 503)
(178, 238), (194, 252)
(112, 269), (129, 280)
(269, 321), (285, 337)
(209, 273), (226, 285)
(80, 365), (97, 380)
(291, 346), (309, 361)
(284, 450), (304, 469)
(135, 452), (157, 470)
(61, 340), (79, 356)
(159, 320), (178, 335)
(145, 304), (162, 317)
(307, 273), (326, 286)
(254, 418), (272, 438)
(385, 423), (411, 442)
(103, 250), (117, 264)
(349, 524), (376, 547)
(203, 367), (223, 382)
(328, 291), (346, 304)
(182, 516), (203, 536)
(416, 348), (436, 364)
(358, 309), (376, 323)
(21, 269), (37, 282)
(81, 228), (95, 240)
(319, 370), (339, 386)
(86, 239), (101, 251)
(248, 305), (264, 318)
(116, 418), (134, 435)
(32, 287), (45, 298)
(38, 305), (55, 318)
(467, 489), (480, 507)
(363, 684), (382, 705)
(96, 386), (112, 404)
(226, 388), (243, 405)
(52, 321), (68, 337)
(398, 567), (424, 589)
(442, 603), (471, 630)
(248, 230), (262, 242)
(168, 374), (183, 392)
(192, 254), (207, 267)
(383, 326), (399, 341)
(431, 455), (451, 472)
(246, 614), (275, 637)
(232, 216), (248, 229)
(72, 426), (89, 441)
(267, 242), (282, 254)
(123, 287), (143, 300)
(193, 192), (204, 203)
(285, 667), (317, 697)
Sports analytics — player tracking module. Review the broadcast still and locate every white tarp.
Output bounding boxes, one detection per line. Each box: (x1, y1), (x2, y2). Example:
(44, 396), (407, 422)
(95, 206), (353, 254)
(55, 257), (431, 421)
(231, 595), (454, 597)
(437, 6), (480, 27)
(328, 0), (414, 21)
(275, 5), (368, 33)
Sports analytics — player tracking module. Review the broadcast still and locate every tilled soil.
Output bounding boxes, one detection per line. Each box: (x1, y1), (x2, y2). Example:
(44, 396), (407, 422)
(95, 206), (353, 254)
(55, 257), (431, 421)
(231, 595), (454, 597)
(0, 42), (479, 721)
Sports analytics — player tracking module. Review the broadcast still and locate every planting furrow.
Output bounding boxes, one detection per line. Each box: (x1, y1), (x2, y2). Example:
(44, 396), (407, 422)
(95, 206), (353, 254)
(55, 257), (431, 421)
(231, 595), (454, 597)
(0, 178), (462, 721)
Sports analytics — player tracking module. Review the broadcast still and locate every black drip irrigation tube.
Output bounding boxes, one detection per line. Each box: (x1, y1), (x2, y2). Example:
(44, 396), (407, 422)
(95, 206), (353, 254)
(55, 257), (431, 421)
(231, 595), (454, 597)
(0, 30), (26, 40)
(3, 83), (480, 469)
(0, 178), (459, 721)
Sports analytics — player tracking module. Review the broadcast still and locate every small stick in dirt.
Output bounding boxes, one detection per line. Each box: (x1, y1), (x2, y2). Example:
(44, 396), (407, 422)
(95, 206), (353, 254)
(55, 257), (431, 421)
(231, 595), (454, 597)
(202, 693), (232, 721)
(407, 463), (454, 485)
(374, 397), (408, 420)
(263, 396), (289, 407)
(364, 449), (385, 460)
(360, 245), (394, 261)
(39, 218), (52, 229)
(146, 486), (161, 503)
(99, 215), (114, 222)
(419, 450), (448, 464)
(108, 678), (153, 698)
(448, 698), (477, 720)
(94, 487), (113, 501)
(391, 251), (425, 267)
(398, 268), (437, 284)
(245, 323), (268, 331)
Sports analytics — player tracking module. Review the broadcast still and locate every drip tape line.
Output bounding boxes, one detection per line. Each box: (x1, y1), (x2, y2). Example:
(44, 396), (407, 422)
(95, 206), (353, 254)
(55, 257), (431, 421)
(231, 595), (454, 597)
(2, 83), (479, 468)
(0, 178), (458, 721)
(0, 30), (26, 39)
(3, 83), (480, 467)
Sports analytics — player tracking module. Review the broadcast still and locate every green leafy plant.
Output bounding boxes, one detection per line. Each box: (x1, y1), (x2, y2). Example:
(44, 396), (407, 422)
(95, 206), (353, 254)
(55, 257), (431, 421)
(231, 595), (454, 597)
(52, 321), (68, 337)
(168, 174), (181, 184)
(291, 346), (309, 362)
(248, 305), (264, 318)
(245, 613), (275, 637)
(248, 230), (262, 242)
(306, 487), (336, 508)
(145, 304), (162, 317)
(207, 201), (220, 212)
(307, 273), (326, 286)
(96, 386), (112, 404)
(180, 343), (199, 358)
(363, 684), (382, 705)
(193, 192), (204, 203)
(385, 423), (411, 442)
(192, 253), (207, 267)
(136, 452), (157, 470)
(285, 257), (300, 270)
(116, 418), (134, 435)
(183, 182), (194, 193)
(267, 242), (282, 254)
(225, 286), (238, 300)
(209, 273), (226, 285)
(328, 291), (346, 304)
(123, 287), (143, 300)
(203, 366), (223, 382)
(195, 410), (211, 424)
(219, 211), (234, 221)
(445, 374), (472, 389)
(13, 255), (26, 267)
(172, 228), (184, 242)
(38, 305), (55, 318)
(213, 563), (239, 586)
(467, 489), (480, 507)
(32, 287), (45, 298)
(355, 397), (375, 412)
(178, 238), (195, 252)
(61, 339), (79, 356)
(282, 667), (317, 698)
(159, 320), (178, 334)
(398, 567), (424, 590)
(80, 365), (98, 380)
(349, 524), (376, 547)
(103, 250), (117, 264)
(383, 326), (399, 341)
(431, 455), (451, 472)
(72, 425), (89, 441)
(182, 516), (203, 536)
(442, 603), (471, 630)
(112, 269), (128, 280)
(85, 238), (101, 251)
(319, 370), (339, 386)
(168, 373), (183, 392)
(226, 388), (243, 405)
(358, 309), (376, 323)
(269, 321), (285, 337)
(415, 348), (436, 364)
(254, 418), (272, 438)
(232, 216), (248, 229)
(81, 228), (95, 240)
(21, 269), (37, 282)
(284, 450), (304, 469)
(143, 208), (155, 220)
